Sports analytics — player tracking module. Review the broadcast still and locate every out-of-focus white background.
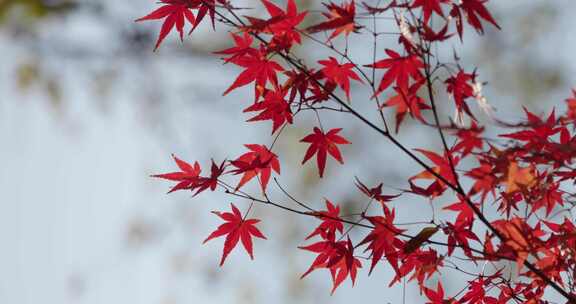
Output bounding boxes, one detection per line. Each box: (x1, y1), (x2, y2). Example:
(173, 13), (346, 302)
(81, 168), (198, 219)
(1, 1), (575, 303)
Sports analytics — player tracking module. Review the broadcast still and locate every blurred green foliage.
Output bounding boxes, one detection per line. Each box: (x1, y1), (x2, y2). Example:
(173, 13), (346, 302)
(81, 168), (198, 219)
(0, 0), (74, 23)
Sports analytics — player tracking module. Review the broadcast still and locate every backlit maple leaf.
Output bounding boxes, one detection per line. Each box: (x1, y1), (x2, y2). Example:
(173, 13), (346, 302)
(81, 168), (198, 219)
(358, 204), (405, 274)
(366, 49), (425, 96)
(204, 203), (267, 266)
(318, 57), (363, 100)
(354, 177), (400, 204)
(565, 89), (576, 120)
(223, 48), (284, 96)
(499, 108), (561, 152)
(424, 282), (446, 304)
(453, 121), (484, 156)
(503, 161), (536, 194)
(299, 237), (361, 294)
(443, 196), (475, 225)
(301, 127), (351, 177)
(443, 219), (479, 257)
(492, 218), (541, 271)
(391, 248), (443, 287)
(381, 80), (430, 132)
(152, 154), (201, 193)
(450, 0), (500, 39)
(459, 278), (491, 303)
(191, 159), (226, 196)
(328, 249), (362, 294)
(411, 0), (448, 25)
(445, 70), (477, 118)
(306, 1), (359, 40)
(136, 0), (197, 51)
(532, 181), (563, 216)
(465, 160), (497, 203)
(243, 88), (293, 134)
(410, 149), (459, 196)
(214, 32), (257, 63)
(230, 144), (280, 191)
(245, 0), (307, 48)
(420, 23), (454, 42)
(305, 199), (343, 240)
(192, 0), (218, 30)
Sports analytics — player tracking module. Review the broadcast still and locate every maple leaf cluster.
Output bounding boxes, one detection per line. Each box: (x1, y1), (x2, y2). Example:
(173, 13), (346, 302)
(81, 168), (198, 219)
(140, 0), (576, 302)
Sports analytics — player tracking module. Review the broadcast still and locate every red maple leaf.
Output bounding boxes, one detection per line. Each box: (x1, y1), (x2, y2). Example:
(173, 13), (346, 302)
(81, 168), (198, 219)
(531, 178), (563, 216)
(410, 149), (459, 196)
(453, 121), (484, 156)
(318, 56), (363, 100)
(203, 203), (267, 266)
(284, 69), (319, 103)
(366, 49), (425, 96)
(565, 89), (576, 120)
(223, 48), (284, 96)
(450, 0), (500, 39)
(445, 69), (477, 118)
(460, 278), (492, 303)
(191, 159), (226, 196)
(244, 0), (307, 48)
(136, 0), (197, 51)
(465, 159), (497, 203)
(420, 23), (454, 42)
(307, 79), (337, 104)
(358, 204), (405, 274)
(327, 249), (362, 294)
(152, 154), (201, 193)
(214, 32), (257, 63)
(229, 144), (280, 191)
(391, 248), (443, 287)
(381, 80), (430, 132)
(306, 1), (358, 40)
(461, 0), (500, 33)
(424, 282), (446, 304)
(443, 219), (479, 257)
(193, 0), (222, 31)
(354, 177), (400, 204)
(301, 127), (351, 177)
(408, 180), (445, 198)
(411, 0), (448, 25)
(499, 108), (560, 152)
(243, 88), (293, 134)
(443, 195), (475, 225)
(305, 199), (343, 240)
(299, 237), (361, 294)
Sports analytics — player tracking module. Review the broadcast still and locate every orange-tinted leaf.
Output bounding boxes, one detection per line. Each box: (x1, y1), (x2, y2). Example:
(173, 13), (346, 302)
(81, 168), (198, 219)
(504, 161), (536, 193)
(404, 226), (439, 254)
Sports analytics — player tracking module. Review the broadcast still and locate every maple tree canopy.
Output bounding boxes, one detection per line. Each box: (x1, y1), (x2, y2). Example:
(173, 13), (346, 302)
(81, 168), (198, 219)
(141, 0), (576, 302)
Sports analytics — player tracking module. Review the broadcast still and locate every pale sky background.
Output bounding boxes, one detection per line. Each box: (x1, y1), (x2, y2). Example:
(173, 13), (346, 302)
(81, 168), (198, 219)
(1, 1), (576, 303)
